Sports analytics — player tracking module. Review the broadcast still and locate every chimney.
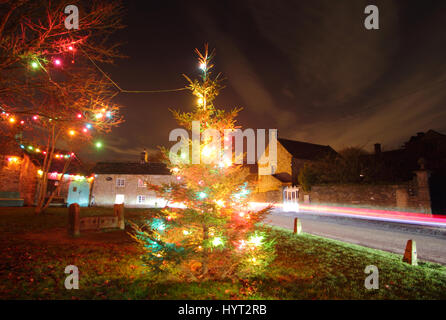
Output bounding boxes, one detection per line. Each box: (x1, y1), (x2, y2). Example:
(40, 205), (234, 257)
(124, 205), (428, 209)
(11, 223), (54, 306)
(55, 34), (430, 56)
(140, 148), (148, 164)
(374, 143), (381, 155)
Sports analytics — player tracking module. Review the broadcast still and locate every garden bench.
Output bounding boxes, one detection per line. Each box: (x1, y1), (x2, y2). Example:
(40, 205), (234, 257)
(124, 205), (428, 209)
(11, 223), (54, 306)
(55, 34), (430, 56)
(0, 191), (24, 207)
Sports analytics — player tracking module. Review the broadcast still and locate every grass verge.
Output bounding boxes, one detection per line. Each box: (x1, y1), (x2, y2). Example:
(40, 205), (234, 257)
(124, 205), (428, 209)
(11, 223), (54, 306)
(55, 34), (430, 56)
(0, 207), (445, 299)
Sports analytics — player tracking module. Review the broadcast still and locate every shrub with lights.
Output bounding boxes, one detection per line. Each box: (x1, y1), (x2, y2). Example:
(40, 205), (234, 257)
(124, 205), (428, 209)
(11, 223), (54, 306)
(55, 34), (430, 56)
(131, 46), (275, 281)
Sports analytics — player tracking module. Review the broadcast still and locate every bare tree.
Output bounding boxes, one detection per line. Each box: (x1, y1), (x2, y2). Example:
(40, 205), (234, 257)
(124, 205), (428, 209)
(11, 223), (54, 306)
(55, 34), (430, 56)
(0, 0), (125, 213)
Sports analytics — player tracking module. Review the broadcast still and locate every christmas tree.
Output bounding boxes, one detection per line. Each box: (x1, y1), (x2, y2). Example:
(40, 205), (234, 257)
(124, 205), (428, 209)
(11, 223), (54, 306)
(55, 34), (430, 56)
(131, 45), (275, 281)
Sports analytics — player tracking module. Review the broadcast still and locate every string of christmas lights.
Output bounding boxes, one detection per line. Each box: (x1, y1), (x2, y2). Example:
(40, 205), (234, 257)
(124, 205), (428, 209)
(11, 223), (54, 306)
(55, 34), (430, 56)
(37, 169), (94, 182)
(15, 141), (74, 159)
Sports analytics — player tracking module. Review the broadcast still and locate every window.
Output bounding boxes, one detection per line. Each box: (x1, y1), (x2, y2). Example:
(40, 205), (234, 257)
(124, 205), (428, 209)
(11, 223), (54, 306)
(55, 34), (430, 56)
(115, 194), (125, 204)
(116, 178), (125, 187)
(137, 195), (146, 204)
(138, 179), (147, 188)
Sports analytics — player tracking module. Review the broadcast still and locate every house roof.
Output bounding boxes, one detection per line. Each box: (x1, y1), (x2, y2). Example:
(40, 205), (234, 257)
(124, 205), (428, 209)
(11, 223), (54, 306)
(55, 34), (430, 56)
(92, 162), (171, 175)
(278, 138), (337, 160)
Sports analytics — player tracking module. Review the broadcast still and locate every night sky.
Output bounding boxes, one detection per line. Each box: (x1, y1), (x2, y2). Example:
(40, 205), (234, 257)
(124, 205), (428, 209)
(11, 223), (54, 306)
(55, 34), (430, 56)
(82, 0), (446, 163)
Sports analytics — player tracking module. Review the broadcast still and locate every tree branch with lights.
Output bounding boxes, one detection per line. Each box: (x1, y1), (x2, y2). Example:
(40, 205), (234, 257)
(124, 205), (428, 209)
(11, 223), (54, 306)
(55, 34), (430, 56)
(0, 0), (125, 214)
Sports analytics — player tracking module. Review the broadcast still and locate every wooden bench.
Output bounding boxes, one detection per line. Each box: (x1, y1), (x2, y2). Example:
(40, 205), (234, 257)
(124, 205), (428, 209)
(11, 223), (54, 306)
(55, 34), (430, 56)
(0, 191), (24, 207)
(68, 203), (125, 237)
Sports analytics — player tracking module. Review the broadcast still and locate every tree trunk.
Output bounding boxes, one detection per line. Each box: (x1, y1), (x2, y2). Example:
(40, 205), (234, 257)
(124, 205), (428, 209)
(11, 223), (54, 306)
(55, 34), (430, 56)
(201, 224), (209, 278)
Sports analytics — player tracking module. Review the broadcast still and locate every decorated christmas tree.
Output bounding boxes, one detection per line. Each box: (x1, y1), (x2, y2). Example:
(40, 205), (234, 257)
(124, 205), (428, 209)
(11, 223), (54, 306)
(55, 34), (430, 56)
(131, 45), (275, 281)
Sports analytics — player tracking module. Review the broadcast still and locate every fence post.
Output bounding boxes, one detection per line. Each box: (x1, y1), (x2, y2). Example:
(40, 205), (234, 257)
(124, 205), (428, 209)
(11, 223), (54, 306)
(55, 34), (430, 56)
(68, 203), (80, 237)
(293, 217), (302, 235)
(114, 204), (125, 230)
(403, 239), (418, 266)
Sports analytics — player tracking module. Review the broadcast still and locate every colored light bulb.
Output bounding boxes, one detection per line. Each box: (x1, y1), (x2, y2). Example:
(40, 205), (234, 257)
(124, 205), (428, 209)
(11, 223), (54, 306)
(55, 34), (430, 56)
(212, 237), (223, 247)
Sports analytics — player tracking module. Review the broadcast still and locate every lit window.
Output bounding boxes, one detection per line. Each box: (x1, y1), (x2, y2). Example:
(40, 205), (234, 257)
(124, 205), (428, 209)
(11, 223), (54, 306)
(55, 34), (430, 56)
(137, 195), (146, 204)
(271, 165), (276, 174)
(115, 194), (124, 204)
(116, 178), (125, 187)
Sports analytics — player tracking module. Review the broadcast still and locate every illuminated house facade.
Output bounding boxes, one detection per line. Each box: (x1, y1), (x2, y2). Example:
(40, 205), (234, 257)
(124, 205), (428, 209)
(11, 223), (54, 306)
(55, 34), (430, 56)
(0, 152), (38, 206)
(0, 135), (95, 207)
(90, 162), (175, 208)
(0, 136), (39, 206)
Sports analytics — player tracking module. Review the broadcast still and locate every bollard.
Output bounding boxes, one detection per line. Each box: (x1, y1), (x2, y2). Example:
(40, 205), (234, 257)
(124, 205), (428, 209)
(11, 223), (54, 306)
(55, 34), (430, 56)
(68, 203), (80, 237)
(293, 217), (302, 235)
(403, 239), (417, 266)
(114, 203), (125, 230)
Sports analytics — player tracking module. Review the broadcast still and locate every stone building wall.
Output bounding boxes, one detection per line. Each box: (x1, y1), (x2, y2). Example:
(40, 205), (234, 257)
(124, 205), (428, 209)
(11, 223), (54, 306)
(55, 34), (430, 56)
(92, 174), (176, 208)
(0, 155), (21, 193)
(18, 155), (38, 205)
(0, 154), (38, 205)
(258, 142), (292, 192)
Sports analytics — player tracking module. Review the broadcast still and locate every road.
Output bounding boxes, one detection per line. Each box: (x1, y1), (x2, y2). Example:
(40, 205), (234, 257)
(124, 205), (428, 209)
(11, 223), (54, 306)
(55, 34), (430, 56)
(264, 209), (446, 265)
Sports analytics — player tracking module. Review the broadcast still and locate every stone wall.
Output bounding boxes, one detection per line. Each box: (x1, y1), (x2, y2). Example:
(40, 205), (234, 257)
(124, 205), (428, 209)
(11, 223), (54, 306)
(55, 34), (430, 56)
(257, 175), (286, 193)
(251, 190), (282, 203)
(299, 171), (432, 214)
(300, 184), (399, 208)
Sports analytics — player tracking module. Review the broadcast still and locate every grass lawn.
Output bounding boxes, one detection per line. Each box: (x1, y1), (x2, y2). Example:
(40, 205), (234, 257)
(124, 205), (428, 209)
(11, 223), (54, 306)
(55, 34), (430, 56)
(0, 206), (445, 300)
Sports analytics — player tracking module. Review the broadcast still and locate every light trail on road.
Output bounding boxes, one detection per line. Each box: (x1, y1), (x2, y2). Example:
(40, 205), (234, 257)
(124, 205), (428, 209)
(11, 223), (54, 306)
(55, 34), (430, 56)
(248, 202), (446, 228)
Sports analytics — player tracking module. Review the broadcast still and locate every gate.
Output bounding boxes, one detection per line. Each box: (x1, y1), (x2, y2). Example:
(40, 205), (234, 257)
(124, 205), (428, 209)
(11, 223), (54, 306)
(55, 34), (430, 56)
(283, 186), (299, 212)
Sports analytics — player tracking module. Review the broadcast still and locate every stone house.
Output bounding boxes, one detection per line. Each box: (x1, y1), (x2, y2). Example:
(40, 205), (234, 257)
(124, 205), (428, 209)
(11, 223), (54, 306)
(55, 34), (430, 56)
(0, 135), (95, 207)
(0, 137), (39, 206)
(0, 153), (38, 206)
(91, 162), (175, 208)
(257, 137), (337, 193)
(286, 130), (445, 214)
